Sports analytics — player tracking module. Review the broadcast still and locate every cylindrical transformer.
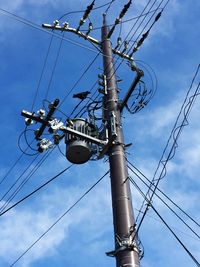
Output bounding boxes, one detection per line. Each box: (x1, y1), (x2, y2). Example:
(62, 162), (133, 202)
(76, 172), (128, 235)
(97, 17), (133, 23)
(65, 118), (96, 164)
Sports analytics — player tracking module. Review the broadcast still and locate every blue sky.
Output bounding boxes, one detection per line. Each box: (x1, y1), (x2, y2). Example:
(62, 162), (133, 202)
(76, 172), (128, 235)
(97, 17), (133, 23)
(0, 0), (199, 267)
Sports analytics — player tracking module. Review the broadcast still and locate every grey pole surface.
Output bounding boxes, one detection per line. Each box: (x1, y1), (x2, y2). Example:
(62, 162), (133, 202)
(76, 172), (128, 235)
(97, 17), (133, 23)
(101, 14), (140, 267)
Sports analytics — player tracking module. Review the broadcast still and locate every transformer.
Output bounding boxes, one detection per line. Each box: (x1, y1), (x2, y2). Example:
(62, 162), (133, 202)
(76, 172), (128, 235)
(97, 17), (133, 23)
(65, 118), (97, 164)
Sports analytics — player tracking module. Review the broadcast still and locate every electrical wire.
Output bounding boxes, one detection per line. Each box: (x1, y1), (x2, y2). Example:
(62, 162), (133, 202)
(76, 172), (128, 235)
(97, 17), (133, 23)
(0, 164), (73, 217)
(127, 160), (200, 229)
(0, 155), (39, 205)
(128, 175), (200, 267)
(81, 8), (163, 31)
(9, 170), (109, 267)
(0, 149), (54, 213)
(151, 206), (200, 267)
(44, 32), (65, 100)
(109, 0), (170, 87)
(104, 0), (116, 14)
(131, 64), (200, 238)
(0, 151), (27, 187)
(59, 52), (100, 107)
(127, 165), (200, 239)
(18, 130), (39, 156)
(31, 34), (54, 112)
(58, 0), (117, 20)
(0, 7), (100, 54)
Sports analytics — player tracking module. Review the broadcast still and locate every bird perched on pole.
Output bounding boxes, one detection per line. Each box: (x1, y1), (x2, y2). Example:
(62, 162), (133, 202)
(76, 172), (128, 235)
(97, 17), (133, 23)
(73, 91), (90, 100)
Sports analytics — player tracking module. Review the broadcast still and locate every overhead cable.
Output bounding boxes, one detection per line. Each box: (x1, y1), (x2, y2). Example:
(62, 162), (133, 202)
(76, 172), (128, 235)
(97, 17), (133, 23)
(0, 164), (73, 217)
(0, 149), (54, 213)
(9, 170), (109, 267)
(128, 176), (200, 267)
(44, 32), (65, 100)
(127, 160), (200, 229)
(127, 165), (200, 239)
(132, 64), (200, 238)
(31, 35), (54, 112)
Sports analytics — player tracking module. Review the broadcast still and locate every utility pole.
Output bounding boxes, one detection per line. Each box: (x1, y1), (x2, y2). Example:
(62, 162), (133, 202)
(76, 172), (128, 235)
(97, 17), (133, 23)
(102, 14), (140, 267)
(21, 4), (144, 267)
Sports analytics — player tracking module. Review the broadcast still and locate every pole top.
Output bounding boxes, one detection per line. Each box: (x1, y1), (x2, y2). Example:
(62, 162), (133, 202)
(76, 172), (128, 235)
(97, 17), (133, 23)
(102, 13), (107, 26)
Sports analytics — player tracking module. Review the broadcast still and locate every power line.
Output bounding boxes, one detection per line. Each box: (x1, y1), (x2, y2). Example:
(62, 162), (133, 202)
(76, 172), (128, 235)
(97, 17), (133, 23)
(0, 151), (51, 213)
(44, 32), (65, 100)
(0, 148), (55, 213)
(58, 0), (117, 20)
(127, 164), (200, 239)
(128, 175), (200, 267)
(0, 164), (73, 217)
(31, 34), (54, 112)
(81, 8), (163, 31)
(60, 52), (100, 107)
(9, 170), (109, 267)
(0, 154), (39, 206)
(127, 160), (200, 228)
(0, 7), (100, 54)
(104, 0), (116, 14)
(131, 64), (200, 238)
(151, 206), (200, 267)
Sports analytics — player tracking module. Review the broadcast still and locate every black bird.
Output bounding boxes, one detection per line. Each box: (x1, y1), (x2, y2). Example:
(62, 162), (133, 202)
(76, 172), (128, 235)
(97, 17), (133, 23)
(73, 91), (90, 100)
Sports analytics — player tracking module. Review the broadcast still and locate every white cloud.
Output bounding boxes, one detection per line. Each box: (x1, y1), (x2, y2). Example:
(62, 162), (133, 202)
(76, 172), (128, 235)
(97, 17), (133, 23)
(0, 169), (112, 267)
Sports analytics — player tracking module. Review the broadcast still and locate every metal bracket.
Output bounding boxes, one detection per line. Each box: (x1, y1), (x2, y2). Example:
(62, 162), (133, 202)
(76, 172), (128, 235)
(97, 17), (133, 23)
(106, 235), (138, 257)
(42, 23), (134, 61)
(110, 111), (117, 138)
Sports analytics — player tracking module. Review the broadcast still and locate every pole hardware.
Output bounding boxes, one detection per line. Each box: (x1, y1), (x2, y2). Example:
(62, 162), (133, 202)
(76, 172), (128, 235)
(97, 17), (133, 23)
(19, 6), (147, 265)
(110, 111), (117, 138)
(21, 99), (110, 162)
(42, 23), (134, 61)
(106, 233), (139, 257)
(120, 69), (144, 112)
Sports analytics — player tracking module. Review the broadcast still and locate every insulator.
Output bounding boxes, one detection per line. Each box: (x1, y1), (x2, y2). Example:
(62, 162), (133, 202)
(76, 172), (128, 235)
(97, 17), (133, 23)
(89, 22), (93, 30)
(37, 109), (45, 116)
(63, 22), (69, 29)
(25, 118), (33, 126)
(83, 0), (95, 20)
(119, 0), (132, 19)
(53, 20), (59, 26)
(124, 41), (129, 50)
(38, 139), (53, 153)
(65, 118), (97, 164)
(53, 134), (60, 145)
(155, 11), (162, 22)
(117, 37), (122, 46)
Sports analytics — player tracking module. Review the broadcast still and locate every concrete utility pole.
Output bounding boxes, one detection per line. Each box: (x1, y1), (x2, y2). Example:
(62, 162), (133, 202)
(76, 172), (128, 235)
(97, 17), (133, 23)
(102, 14), (140, 267)
(22, 9), (143, 267)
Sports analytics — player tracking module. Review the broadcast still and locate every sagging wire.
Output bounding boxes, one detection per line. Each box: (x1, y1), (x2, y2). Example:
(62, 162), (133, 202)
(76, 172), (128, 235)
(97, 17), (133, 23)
(125, 80), (149, 114)
(132, 64), (200, 238)
(127, 165), (200, 239)
(44, 31), (65, 100)
(128, 162), (200, 229)
(0, 164), (73, 217)
(0, 155), (39, 207)
(31, 34), (54, 112)
(0, 7), (99, 55)
(0, 148), (55, 213)
(59, 52), (100, 108)
(81, 8), (162, 32)
(18, 130), (39, 157)
(58, 0), (117, 20)
(128, 175), (200, 267)
(111, 0), (170, 88)
(10, 170), (109, 267)
(125, 60), (157, 114)
(153, 68), (200, 184)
